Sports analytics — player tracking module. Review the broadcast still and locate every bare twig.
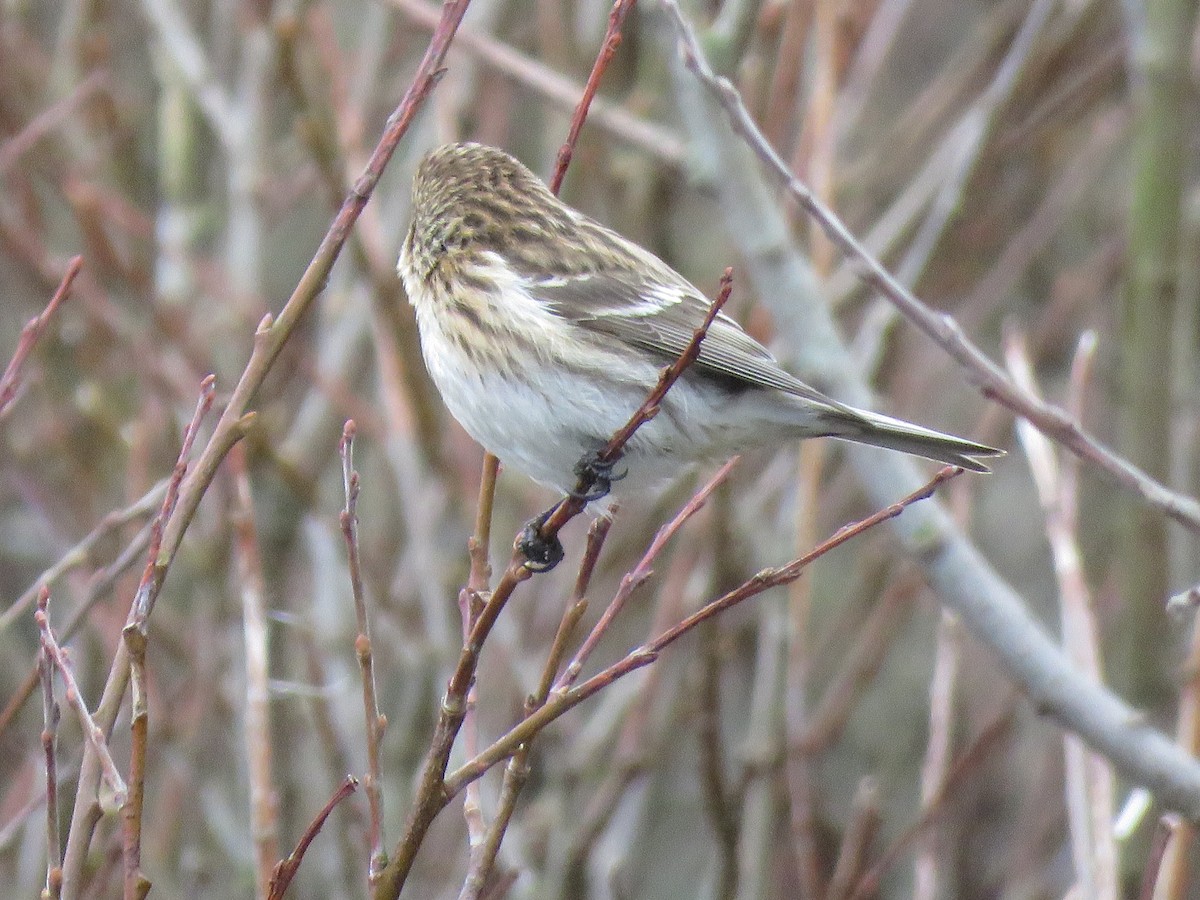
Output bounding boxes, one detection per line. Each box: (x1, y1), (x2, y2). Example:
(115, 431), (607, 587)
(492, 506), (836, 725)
(554, 456), (738, 693)
(267, 777), (360, 900)
(38, 590), (62, 900)
(339, 422), (387, 884)
(459, 518), (611, 900)
(35, 590), (128, 811)
(445, 468), (961, 796)
(232, 444), (280, 900)
(660, 0), (1200, 535)
(0, 255), (82, 419)
(549, 0), (638, 192)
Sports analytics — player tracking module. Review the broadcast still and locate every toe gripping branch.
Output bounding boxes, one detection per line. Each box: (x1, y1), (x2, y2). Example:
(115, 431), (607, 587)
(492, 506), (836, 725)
(519, 450), (625, 573)
(569, 449), (627, 502)
(516, 268), (736, 574)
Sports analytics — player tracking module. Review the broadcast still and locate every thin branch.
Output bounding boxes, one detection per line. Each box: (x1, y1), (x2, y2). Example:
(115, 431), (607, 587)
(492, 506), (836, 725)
(554, 456), (739, 694)
(59, 4), (472, 889)
(548, 0), (638, 192)
(267, 777), (360, 900)
(38, 589), (62, 900)
(459, 517), (611, 900)
(339, 422), (387, 885)
(444, 468), (961, 797)
(34, 590), (128, 811)
(0, 255), (82, 419)
(660, 0), (1200, 535)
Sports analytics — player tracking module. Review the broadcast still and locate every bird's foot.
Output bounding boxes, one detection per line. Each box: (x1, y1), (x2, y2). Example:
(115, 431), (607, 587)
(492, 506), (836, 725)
(569, 450), (627, 502)
(518, 510), (565, 573)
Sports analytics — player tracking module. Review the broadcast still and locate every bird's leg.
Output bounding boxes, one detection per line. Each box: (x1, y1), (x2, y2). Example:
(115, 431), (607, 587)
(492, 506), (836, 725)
(569, 449), (627, 502)
(518, 506), (565, 572)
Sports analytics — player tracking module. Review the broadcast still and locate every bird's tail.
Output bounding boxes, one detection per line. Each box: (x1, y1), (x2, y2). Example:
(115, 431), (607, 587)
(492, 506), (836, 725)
(826, 407), (1004, 473)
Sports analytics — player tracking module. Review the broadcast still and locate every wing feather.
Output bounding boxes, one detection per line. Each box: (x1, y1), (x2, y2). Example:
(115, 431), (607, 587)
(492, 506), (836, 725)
(531, 270), (847, 410)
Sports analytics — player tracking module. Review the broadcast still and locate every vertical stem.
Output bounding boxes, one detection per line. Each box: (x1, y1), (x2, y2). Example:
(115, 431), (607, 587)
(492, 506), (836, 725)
(1118, 0), (1198, 709)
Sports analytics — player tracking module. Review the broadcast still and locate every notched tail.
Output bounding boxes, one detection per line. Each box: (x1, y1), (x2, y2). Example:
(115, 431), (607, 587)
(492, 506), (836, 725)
(830, 408), (1004, 473)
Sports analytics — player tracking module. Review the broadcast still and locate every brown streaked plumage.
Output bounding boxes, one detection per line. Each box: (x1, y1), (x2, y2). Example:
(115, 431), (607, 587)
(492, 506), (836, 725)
(399, 142), (1002, 495)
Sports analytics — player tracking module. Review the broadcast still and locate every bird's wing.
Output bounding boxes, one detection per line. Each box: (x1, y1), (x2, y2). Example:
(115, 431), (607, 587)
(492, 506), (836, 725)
(532, 269), (845, 410)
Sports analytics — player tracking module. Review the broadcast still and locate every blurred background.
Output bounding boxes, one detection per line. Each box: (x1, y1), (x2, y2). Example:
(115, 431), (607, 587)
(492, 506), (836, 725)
(1, 0), (1197, 897)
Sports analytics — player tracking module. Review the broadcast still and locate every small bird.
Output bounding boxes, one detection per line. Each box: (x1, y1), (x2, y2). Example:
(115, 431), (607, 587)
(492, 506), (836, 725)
(399, 142), (1001, 506)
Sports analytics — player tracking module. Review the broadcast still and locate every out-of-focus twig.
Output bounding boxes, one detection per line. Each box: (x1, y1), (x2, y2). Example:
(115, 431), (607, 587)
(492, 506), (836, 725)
(339, 422), (388, 885)
(231, 444), (280, 900)
(1006, 330), (1116, 900)
(0, 255), (82, 419)
(267, 776), (359, 900)
(445, 468), (961, 796)
(661, 0), (1200, 536)
(38, 590), (62, 900)
(390, 0), (685, 166)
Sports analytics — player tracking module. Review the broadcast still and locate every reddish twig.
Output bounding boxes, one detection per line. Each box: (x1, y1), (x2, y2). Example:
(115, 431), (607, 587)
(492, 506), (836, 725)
(531, 268), (735, 554)
(339, 422), (388, 885)
(548, 0), (639, 193)
(130, 375), (217, 628)
(38, 589), (62, 900)
(380, 270), (735, 898)
(0, 255), (82, 419)
(231, 444), (280, 900)
(443, 467), (961, 797)
(34, 589), (128, 810)
(459, 517), (612, 900)
(267, 776), (360, 900)
(553, 455), (739, 694)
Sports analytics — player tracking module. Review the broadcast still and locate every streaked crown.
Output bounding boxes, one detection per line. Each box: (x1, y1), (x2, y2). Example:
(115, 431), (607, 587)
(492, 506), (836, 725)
(405, 142), (632, 282)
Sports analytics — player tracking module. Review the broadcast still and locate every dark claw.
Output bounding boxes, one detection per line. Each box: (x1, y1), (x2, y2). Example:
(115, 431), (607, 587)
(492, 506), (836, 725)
(519, 515), (565, 572)
(569, 450), (627, 502)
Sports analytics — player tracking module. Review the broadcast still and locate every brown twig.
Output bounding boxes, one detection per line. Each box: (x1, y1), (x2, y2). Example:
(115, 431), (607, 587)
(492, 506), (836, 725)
(0, 255), (82, 419)
(554, 456), (739, 693)
(459, 517), (612, 900)
(444, 467), (961, 797)
(34, 589), (128, 811)
(849, 701), (1016, 899)
(231, 444), (280, 900)
(531, 268), (735, 555)
(661, 0), (1200, 535)
(267, 776), (360, 900)
(59, 3), (471, 884)
(130, 375), (217, 628)
(339, 422), (388, 885)
(38, 589), (62, 900)
(548, 0), (639, 193)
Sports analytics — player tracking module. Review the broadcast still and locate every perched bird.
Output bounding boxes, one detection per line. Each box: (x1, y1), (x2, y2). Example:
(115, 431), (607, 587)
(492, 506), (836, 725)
(399, 142), (1001, 505)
